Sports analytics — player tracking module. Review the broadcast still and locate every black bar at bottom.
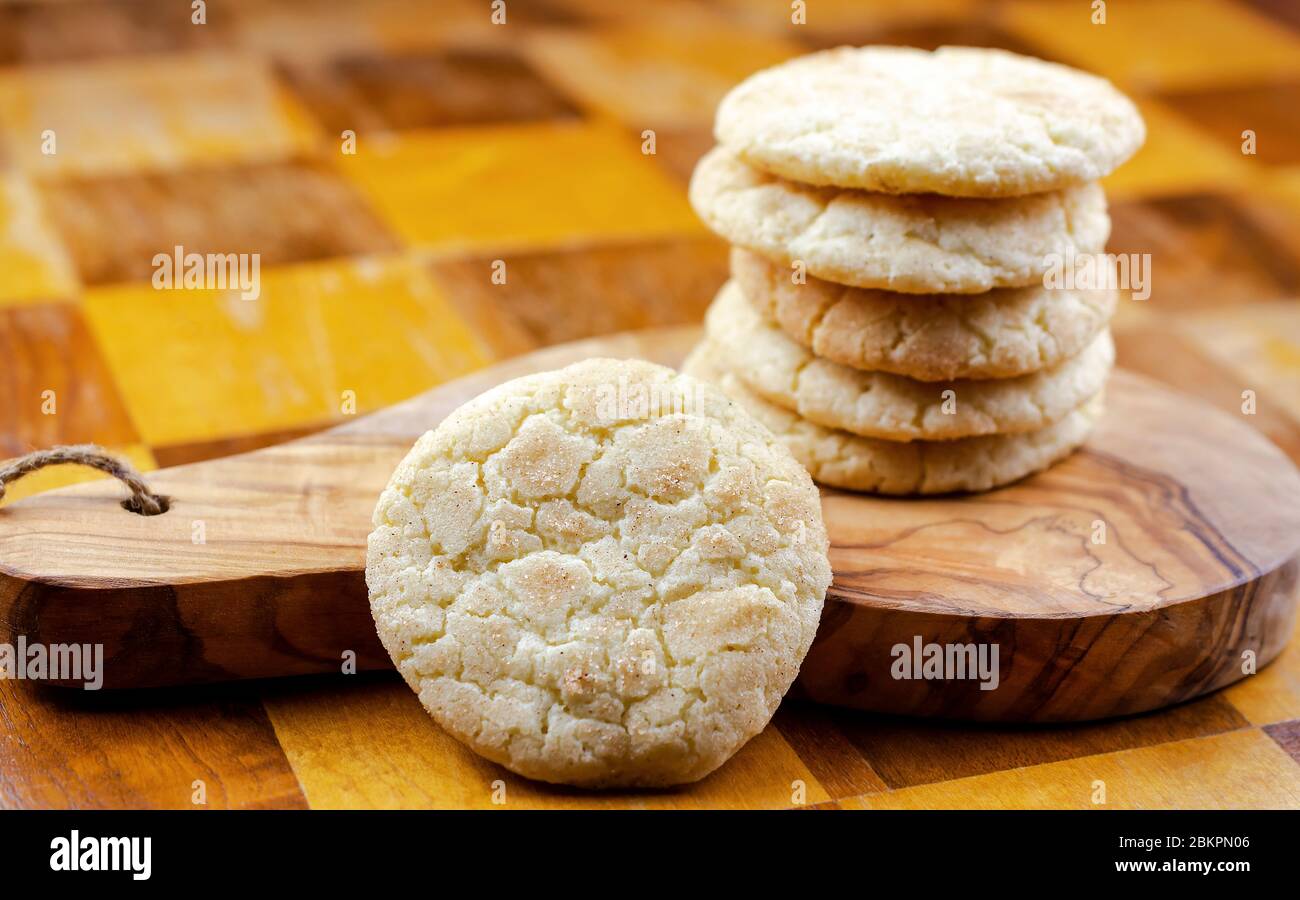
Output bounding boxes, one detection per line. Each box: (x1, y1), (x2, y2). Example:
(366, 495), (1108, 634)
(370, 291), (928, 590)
(0, 809), (1289, 886)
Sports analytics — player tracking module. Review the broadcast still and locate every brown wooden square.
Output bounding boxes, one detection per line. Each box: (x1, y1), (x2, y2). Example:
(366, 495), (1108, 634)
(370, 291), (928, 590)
(40, 160), (400, 287)
(827, 695), (1250, 789)
(280, 46), (582, 135)
(0, 679), (306, 809)
(427, 236), (729, 358)
(0, 0), (232, 66)
(0, 303), (139, 457)
(1160, 81), (1300, 166)
(1265, 719), (1300, 766)
(1242, 0), (1300, 33)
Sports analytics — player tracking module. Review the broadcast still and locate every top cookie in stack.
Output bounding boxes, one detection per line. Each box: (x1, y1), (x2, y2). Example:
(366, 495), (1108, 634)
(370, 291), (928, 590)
(684, 45), (1144, 495)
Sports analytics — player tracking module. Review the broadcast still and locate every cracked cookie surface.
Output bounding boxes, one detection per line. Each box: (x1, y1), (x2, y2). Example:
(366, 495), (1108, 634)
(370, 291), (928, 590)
(689, 146), (1110, 294)
(732, 247), (1117, 381)
(366, 358), (831, 787)
(715, 45), (1144, 198)
(706, 281), (1113, 441)
(684, 340), (1102, 494)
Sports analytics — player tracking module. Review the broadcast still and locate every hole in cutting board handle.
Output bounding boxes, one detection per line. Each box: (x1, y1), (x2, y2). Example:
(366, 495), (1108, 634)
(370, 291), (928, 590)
(121, 495), (171, 516)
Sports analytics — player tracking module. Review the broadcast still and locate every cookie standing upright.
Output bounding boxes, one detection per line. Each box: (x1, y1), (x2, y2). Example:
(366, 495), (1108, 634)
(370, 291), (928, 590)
(366, 358), (832, 788)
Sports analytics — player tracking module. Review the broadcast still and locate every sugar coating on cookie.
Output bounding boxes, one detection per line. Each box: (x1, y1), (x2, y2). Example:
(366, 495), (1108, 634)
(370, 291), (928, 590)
(689, 147), (1111, 294)
(732, 247), (1117, 382)
(684, 340), (1102, 494)
(706, 280), (1114, 442)
(715, 45), (1145, 197)
(366, 358), (831, 787)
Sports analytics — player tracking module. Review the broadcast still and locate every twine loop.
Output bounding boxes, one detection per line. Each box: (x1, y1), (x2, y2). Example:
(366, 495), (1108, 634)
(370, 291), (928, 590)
(0, 444), (169, 515)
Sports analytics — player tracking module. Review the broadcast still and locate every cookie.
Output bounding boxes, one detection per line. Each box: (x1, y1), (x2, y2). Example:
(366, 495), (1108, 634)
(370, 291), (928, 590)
(366, 357), (832, 788)
(684, 340), (1102, 494)
(732, 247), (1118, 382)
(705, 280), (1113, 441)
(689, 147), (1111, 293)
(715, 45), (1145, 197)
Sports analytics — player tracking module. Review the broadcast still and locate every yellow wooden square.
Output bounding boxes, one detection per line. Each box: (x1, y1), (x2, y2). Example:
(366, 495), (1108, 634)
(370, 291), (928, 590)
(81, 255), (492, 447)
(0, 444), (155, 507)
(337, 121), (704, 252)
(1224, 612), (1300, 726)
(1176, 301), (1300, 424)
(0, 172), (79, 307)
(523, 26), (801, 128)
(1002, 0), (1300, 91)
(1103, 100), (1256, 200)
(1265, 166), (1300, 219)
(847, 729), (1300, 809)
(264, 679), (830, 809)
(0, 52), (320, 179)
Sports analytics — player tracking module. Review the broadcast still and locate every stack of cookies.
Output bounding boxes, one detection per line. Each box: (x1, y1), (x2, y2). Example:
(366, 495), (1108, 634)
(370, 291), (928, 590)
(684, 46), (1144, 494)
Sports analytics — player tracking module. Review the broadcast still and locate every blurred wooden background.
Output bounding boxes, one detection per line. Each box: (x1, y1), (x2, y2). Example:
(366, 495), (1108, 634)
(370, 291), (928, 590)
(2, 0), (1300, 808)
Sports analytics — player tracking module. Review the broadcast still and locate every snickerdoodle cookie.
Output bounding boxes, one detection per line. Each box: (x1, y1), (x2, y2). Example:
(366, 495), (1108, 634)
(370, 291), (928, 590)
(732, 247), (1118, 381)
(715, 45), (1144, 198)
(705, 281), (1113, 441)
(366, 358), (832, 788)
(684, 340), (1102, 494)
(689, 147), (1111, 294)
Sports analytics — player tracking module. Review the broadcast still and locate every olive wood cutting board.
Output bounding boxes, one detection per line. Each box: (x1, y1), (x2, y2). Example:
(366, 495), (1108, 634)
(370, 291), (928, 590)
(2, 326), (1298, 721)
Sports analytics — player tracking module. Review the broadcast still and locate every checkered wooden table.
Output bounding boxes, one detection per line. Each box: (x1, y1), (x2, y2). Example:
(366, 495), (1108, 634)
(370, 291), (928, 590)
(2, 0), (1300, 809)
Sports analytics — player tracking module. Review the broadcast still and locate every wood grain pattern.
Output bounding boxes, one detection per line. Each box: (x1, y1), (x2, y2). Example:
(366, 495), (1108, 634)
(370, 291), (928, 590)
(2, 327), (1297, 724)
(0, 304), (140, 457)
(806, 376), (1300, 719)
(844, 728), (1300, 809)
(521, 24), (800, 130)
(1107, 193), (1300, 308)
(3, 0), (1300, 809)
(334, 121), (704, 252)
(816, 694), (1250, 789)
(80, 254), (492, 447)
(40, 160), (400, 286)
(1265, 719), (1300, 766)
(0, 51), (320, 178)
(0, 0), (233, 67)
(1112, 320), (1300, 463)
(1224, 615), (1300, 726)
(428, 236), (728, 358)
(1001, 0), (1300, 92)
(0, 678), (306, 810)
(1159, 80), (1300, 166)
(280, 46), (582, 134)
(0, 172), (80, 307)
(262, 674), (827, 810)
